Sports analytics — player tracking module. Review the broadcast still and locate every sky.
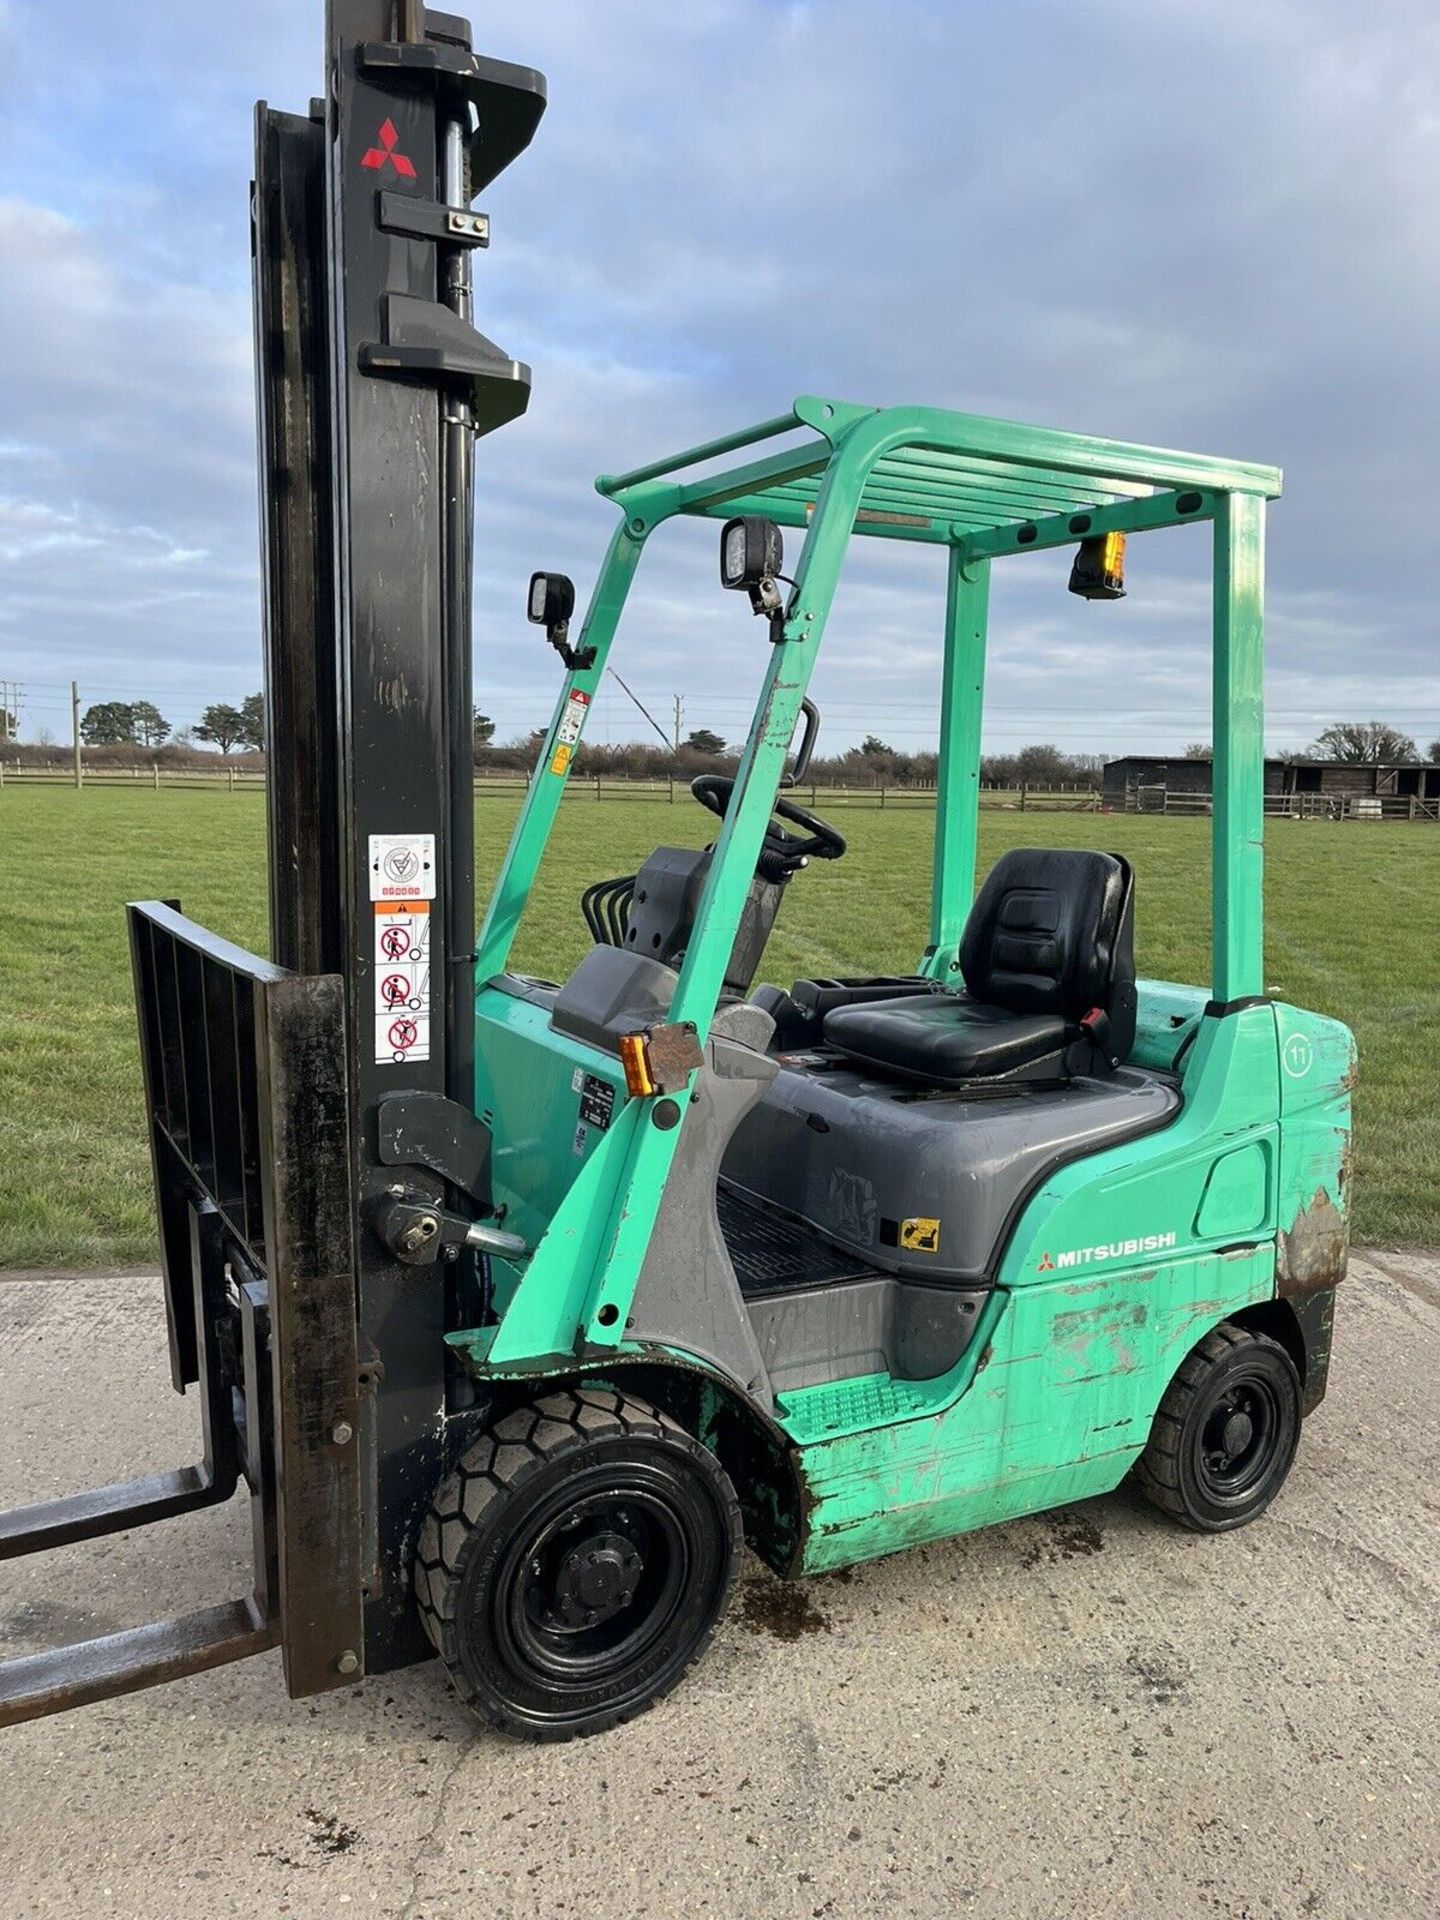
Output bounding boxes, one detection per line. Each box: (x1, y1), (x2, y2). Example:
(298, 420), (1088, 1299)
(0, 0), (1437, 759)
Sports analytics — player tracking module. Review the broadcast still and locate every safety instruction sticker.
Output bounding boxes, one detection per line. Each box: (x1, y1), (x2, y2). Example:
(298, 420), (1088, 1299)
(374, 900), (431, 1064)
(368, 831), (436, 901)
(549, 690), (590, 776)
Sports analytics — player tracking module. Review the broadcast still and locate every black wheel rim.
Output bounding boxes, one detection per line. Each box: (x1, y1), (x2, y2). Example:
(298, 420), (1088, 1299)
(1194, 1372), (1284, 1502)
(486, 1462), (707, 1697)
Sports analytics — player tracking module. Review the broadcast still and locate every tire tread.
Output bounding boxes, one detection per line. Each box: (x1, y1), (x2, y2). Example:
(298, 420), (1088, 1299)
(1136, 1323), (1298, 1530)
(413, 1388), (740, 1741)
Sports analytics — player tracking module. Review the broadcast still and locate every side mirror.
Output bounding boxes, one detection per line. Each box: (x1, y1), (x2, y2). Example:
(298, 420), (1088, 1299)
(720, 515), (785, 624)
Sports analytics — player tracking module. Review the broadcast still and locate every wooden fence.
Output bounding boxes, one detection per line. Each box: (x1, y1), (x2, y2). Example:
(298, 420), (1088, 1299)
(0, 762), (1103, 812)
(7, 761), (1438, 821)
(1127, 784), (1440, 823)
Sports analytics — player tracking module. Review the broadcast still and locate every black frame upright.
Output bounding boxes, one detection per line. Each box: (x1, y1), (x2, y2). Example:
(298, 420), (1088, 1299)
(0, 0), (545, 1725)
(257, 0), (544, 1671)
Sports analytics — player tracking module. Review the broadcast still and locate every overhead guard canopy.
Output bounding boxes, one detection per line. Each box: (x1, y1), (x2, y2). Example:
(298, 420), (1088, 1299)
(596, 394), (1282, 548)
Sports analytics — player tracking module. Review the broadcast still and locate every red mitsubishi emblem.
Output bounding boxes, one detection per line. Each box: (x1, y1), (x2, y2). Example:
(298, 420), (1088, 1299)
(360, 118), (417, 179)
(1036, 1251), (1055, 1273)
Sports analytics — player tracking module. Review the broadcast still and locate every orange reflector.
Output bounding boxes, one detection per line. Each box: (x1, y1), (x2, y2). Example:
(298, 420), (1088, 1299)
(619, 1032), (656, 1098)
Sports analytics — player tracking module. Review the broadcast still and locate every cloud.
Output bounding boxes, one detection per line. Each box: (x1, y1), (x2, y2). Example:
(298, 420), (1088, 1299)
(0, 0), (1436, 755)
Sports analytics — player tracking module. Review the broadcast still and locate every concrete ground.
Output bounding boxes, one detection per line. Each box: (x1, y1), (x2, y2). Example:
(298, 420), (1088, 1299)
(0, 1256), (1436, 1920)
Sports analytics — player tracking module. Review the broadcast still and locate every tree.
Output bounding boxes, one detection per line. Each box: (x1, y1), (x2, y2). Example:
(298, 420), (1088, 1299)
(683, 728), (727, 757)
(1015, 742), (1072, 787)
(130, 701), (170, 748)
(859, 734), (893, 759)
(237, 693), (265, 752)
(81, 701), (139, 745)
(1428, 740), (1440, 765)
(195, 702), (246, 755)
(473, 709), (496, 749)
(1183, 742), (1213, 760)
(1307, 720), (1418, 764)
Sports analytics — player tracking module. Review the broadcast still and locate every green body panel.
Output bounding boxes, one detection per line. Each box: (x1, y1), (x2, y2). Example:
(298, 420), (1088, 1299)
(790, 1246), (1274, 1573)
(1130, 978), (1209, 1071)
(469, 985), (637, 1344)
(1273, 1003), (1355, 1283)
(449, 395), (1353, 1582)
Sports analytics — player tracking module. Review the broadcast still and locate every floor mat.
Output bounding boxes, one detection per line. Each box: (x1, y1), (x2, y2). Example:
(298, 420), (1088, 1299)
(716, 1185), (882, 1298)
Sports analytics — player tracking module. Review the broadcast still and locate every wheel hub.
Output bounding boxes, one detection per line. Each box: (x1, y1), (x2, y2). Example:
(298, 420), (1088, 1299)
(1198, 1377), (1282, 1496)
(550, 1530), (643, 1628)
(1220, 1410), (1254, 1460)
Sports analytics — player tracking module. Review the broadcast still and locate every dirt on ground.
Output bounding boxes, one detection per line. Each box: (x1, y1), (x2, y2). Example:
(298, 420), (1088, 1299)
(0, 1253), (1436, 1920)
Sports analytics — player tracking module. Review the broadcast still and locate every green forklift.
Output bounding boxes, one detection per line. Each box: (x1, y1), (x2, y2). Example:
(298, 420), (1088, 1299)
(0, 1), (1351, 1749)
(422, 396), (1354, 1737)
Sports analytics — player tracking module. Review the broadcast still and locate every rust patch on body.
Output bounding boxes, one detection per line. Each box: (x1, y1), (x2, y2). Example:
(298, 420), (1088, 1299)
(1277, 1186), (1348, 1299)
(1277, 1185), (1347, 1416)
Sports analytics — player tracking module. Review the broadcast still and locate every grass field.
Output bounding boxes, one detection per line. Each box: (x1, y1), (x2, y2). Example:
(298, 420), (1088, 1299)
(1, 787), (1436, 1265)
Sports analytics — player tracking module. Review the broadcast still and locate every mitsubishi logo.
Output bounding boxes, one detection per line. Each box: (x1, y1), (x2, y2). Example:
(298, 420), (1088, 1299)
(360, 118), (417, 179)
(1036, 1251), (1055, 1272)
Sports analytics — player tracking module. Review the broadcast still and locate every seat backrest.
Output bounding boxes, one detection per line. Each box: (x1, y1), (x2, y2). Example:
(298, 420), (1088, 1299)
(959, 848), (1136, 1045)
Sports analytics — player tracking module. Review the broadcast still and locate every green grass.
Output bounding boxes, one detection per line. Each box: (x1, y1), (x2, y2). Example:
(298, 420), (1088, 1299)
(1, 787), (1436, 1266)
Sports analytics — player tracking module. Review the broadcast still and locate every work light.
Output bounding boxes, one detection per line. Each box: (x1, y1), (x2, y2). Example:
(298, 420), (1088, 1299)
(527, 571), (575, 630)
(719, 516), (783, 592)
(526, 570), (593, 669)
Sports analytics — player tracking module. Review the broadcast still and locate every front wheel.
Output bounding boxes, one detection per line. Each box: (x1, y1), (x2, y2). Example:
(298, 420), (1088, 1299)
(414, 1387), (742, 1741)
(1136, 1323), (1301, 1532)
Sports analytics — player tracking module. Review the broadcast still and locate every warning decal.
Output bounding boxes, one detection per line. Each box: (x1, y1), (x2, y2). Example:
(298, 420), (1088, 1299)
(368, 831), (436, 902)
(550, 690), (590, 776)
(373, 900), (431, 1064)
(899, 1217), (941, 1254)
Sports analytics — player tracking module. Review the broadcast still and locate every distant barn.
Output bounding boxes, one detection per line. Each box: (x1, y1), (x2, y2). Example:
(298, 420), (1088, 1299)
(1102, 755), (1440, 818)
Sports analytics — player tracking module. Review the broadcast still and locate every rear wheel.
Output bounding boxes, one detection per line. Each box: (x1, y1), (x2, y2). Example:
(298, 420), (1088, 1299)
(414, 1387), (741, 1741)
(1136, 1323), (1301, 1532)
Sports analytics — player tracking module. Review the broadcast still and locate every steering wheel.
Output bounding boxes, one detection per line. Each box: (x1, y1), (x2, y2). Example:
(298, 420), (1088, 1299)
(690, 774), (847, 875)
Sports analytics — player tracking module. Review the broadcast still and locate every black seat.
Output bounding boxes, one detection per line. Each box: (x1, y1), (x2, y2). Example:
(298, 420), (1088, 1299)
(823, 848), (1136, 1086)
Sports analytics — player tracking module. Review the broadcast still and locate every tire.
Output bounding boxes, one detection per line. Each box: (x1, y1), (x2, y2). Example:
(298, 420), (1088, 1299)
(413, 1386), (742, 1741)
(1136, 1323), (1301, 1532)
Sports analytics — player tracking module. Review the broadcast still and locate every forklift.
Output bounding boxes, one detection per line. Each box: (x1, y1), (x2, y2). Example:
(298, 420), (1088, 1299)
(0, 2), (1353, 1744)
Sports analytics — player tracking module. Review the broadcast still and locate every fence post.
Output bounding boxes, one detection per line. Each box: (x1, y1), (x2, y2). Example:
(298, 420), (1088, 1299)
(879, 785), (886, 810)
(668, 774), (674, 805)
(153, 763), (160, 792)
(1020, 784), (1027, 812)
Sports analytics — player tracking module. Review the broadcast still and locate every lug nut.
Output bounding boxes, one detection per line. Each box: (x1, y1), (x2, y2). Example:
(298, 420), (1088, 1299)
(331, 1420), (354, 1447)
(335, 1649), (360, 1675)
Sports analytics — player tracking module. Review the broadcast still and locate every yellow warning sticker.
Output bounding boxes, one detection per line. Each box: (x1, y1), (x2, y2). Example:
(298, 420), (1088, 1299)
(899, 1217), (941, 1253)
(550, 743), (573, 776)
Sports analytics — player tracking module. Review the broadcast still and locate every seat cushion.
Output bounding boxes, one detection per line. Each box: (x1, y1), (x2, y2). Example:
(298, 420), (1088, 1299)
(823, 992), (1070, 1086)
(960, 848), (1129, 1018)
